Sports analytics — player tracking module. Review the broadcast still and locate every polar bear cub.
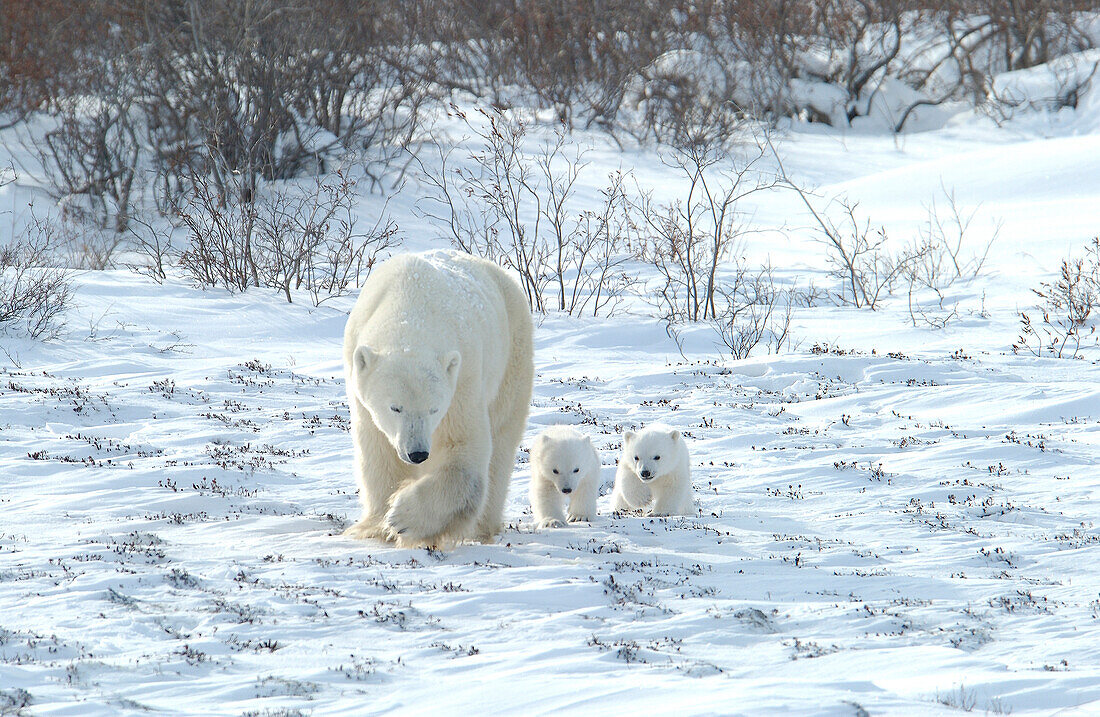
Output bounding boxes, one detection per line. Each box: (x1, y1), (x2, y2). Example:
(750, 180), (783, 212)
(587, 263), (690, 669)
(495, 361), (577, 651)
(529, 426), (601, 528)
(611, 425), (693, 516)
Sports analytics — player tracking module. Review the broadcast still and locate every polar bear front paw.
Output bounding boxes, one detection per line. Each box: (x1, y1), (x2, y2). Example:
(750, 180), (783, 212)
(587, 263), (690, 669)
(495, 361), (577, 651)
(537, 517), (566, 529)
(383, 487), (439, 543)
(343, 518), (385, 540)
(567, 513), (591, 523)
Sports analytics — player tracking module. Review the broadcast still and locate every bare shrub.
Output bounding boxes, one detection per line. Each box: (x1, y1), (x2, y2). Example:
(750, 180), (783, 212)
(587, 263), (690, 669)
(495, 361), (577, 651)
(656, 1), (929, 131)
(7, 0), (1099, 170)
(9, 1), (429, 222)
(123, 217), (174, 283)
(174, 171), (261, 294)
(916, 188), (996, 283)
(0, 0), (101, 126)
(502, 0), (666, 128)
(15, 210), (127, 271)
(665, 1), (1095, 134)
(0, 161), (13, 194)
(984, 49), (1100, 121)
(174, 168), (396, 304)
(976, 0), (1094, 72)
(416, 0), (673, 132)
(291, 3), (429, 172)
(564, 172), (637, 317)
(13, 5), (142, 234)
(0, 221), (73, 340)
(937, 685), (979, 712)
(630, 127), (794, 359)
(690, 0), (814, 122)
(905, 187), (999, 328)
(814, 198), (924, 309)
(256, 175), (399, 305)
(625, 54), (748, 147)
(770, 139), (923, 309)
(712, 260), (794, 359)
(412, 141), (498, 260)
(826, 0), (906, 123)
(537, 145), (635, 316)
(1013, 238), (1100, 359)
(73, 225), (123, 272)
(912, 3), (1098, 128)
(408, 0), (524, 108)
(415, 107), (632, 316)
(36, 103), (140, 234)
(636, 137), (778, 325)
(136, 0), (428, 205)
(792, 279), (830, 308)
(451, 108), (548, 310)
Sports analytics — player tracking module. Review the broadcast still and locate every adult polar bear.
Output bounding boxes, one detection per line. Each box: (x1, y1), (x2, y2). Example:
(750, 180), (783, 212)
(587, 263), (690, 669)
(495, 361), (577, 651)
(342, 251), (533, 547)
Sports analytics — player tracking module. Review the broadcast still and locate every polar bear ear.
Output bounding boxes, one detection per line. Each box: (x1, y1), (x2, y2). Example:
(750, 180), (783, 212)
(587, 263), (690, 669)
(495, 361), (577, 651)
(669, 429), (681, 441)
(623, 430), (636, 444)
(354, 346), (378, 375)
(443, 350), (461, 386)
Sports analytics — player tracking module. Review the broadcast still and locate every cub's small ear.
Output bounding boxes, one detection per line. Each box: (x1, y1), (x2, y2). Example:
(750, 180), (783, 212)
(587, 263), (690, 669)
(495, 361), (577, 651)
(623, 430), (636, 443)
(669, 429), (681, 441)
(354, 346), (377, 375)
(443, 350), (462, 385)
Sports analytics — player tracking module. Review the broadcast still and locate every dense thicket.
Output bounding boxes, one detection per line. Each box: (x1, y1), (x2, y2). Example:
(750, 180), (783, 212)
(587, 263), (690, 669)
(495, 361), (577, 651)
(1, 0), (1095, 226)
(0, 0), (1093, 339)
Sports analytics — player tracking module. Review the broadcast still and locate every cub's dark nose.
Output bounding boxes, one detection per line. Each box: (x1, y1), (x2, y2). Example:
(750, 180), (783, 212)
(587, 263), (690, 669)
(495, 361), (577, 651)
(561, 487), (573, 494)
(640, 469), (652, 479)
(409, 451), (429, 464)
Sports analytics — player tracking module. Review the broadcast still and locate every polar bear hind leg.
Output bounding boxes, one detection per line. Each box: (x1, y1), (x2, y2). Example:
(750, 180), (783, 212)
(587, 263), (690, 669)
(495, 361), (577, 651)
(477, 288), (533, 542)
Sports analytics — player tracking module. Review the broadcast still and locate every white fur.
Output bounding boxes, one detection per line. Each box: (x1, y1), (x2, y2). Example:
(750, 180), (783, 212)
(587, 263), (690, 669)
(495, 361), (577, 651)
(610, 425), (694, 516)
(342, 250), (534, 548)
(528, 426), (601, 529)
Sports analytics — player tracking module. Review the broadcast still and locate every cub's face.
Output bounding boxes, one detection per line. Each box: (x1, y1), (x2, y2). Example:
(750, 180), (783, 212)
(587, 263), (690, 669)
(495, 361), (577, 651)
(352, 346), (460, 465)
(534, 436), (589, 495)
(623, 429), (679, 482)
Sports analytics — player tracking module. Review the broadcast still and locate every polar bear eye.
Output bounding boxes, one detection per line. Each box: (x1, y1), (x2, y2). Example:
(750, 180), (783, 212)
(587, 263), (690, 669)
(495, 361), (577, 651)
(633, 455), (639, 461)
(654, 455), (661, 460)
(572, 468), (579, 473)
(552, 469), (559, 474)
(390, 405), (402, 413)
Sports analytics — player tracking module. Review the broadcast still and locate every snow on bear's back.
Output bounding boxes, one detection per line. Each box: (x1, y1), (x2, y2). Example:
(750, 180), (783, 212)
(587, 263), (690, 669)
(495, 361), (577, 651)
(403, 250), (495, 314)
(367, 251), (496, 325)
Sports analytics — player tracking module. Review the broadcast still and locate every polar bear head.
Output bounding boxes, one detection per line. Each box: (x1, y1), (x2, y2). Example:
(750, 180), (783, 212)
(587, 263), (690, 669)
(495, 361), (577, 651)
(533, 430), (591, 494)
(622, 427), (681, 482)
(352, 346), (461, 465)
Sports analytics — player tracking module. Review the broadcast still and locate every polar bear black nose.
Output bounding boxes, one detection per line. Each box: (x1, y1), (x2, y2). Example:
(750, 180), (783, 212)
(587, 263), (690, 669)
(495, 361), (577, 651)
(640, 469), (652, 479)
(561, 487), (572, 494)
(409, 451), (429, 464)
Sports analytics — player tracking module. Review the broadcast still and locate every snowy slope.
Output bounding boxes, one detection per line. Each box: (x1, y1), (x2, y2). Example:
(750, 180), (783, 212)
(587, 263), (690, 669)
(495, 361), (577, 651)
(3, 113), (1100, 715)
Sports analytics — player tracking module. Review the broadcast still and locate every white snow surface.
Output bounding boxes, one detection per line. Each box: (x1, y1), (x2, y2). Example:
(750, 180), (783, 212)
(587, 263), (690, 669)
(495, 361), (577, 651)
(3, 109), (1100, 715)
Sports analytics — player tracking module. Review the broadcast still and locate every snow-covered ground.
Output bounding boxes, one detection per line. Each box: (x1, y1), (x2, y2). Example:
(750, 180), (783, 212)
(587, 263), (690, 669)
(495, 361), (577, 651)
(2, 103), (1100, 715)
